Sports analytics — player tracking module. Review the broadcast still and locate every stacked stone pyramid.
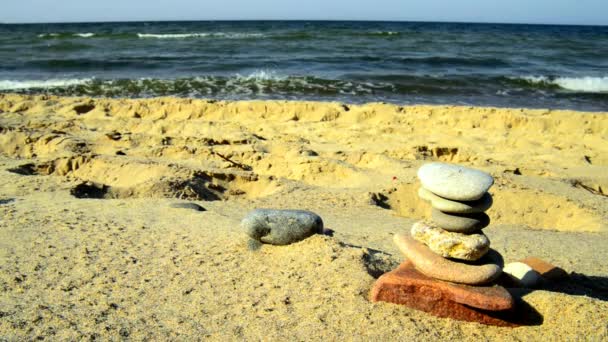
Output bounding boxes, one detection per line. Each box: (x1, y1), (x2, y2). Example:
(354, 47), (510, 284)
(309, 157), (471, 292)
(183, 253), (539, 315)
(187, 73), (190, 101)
(371, 162), (517, 327)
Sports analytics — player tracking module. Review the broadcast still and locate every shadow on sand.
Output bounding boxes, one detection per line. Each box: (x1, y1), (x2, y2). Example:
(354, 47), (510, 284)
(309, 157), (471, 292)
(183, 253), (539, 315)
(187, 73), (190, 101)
(509, 273), (608, 302)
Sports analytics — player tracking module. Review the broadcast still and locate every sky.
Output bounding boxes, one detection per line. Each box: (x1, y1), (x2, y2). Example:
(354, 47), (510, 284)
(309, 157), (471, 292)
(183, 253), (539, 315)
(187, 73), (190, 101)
(1, 0), (607, 25)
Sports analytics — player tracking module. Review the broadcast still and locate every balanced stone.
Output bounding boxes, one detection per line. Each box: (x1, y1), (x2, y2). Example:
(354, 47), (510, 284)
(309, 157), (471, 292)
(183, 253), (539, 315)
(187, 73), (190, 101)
(242, 209), (323, 245)
(418, 187), (492, 214)
(418, 162), (494, 201)
(431, 208), (490, 233)
(370, 261), (517, 327)
(411, 221), (490, 261)
(394, 232), (502, 285)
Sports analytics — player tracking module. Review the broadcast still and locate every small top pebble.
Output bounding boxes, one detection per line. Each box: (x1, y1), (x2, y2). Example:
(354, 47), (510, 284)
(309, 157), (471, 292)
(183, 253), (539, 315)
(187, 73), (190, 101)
(418, 162), (494, 201)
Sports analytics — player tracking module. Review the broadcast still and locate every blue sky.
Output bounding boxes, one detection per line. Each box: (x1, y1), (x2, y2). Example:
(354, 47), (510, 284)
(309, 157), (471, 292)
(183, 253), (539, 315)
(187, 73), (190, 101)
(2, 0), (606, 25)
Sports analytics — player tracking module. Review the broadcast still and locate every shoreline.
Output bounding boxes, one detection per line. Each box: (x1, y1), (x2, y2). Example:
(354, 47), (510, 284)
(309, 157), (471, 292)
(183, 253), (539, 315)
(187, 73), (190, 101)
(2, 92), (607, 115)
(0, 93), (607, 339)
(3, 91), (608, 113)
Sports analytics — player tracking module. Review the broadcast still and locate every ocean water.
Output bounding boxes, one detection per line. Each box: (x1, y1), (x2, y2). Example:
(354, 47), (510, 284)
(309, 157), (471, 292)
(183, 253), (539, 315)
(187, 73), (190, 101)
(0, 21), (607, 110)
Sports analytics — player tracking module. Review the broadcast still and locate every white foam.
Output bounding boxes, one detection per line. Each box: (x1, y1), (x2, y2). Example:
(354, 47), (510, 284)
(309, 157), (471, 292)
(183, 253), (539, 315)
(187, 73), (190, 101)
(237, 70), (286, 81)
(373, 31), (400, 35)
(0, 79), (92, 90)
(520, 76), (549, 84)
(37, 33), (95, 38)
(521, 76), (608, 92)
(37, 33), (59, 38)
(554, 76), (608, 92)
(74, 33), (95, 38)
(137, 32), (264, 39)
(137, 33), (212, 39)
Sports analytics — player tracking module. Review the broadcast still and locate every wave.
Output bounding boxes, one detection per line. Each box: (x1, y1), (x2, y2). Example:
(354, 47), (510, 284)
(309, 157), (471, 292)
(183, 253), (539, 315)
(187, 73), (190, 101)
(74, 33), (95, 38)
(0, 78), (93, 91)
(34, 30), (409, 41)
(369, 31), (401, 36)
(513, 76), (608, 93)
(3, 73), (607, 102)
(137, 32), (265, 39)
(37, 33), (60, 38)
(0, 73), (394, 98)
(37, 32), (265, 40)
(38, 32), (95, 38)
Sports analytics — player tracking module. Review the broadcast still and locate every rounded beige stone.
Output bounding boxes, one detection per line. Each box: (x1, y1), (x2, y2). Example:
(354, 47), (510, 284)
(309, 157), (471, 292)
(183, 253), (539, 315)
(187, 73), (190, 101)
(410, 221), (490, 261)
(393, 232), (502, 285)
(418, 187), (492, 214)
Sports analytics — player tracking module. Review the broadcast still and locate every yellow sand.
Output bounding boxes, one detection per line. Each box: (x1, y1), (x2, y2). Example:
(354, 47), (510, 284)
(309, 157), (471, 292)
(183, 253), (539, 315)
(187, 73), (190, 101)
(0, 93), (606, 340)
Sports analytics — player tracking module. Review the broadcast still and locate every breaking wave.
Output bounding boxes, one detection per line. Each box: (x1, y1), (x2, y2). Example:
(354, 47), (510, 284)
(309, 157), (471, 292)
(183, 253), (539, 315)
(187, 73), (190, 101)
(515, 76), (608, 93)
(38, 33), (95, 38)
(0, 78), (93, 90)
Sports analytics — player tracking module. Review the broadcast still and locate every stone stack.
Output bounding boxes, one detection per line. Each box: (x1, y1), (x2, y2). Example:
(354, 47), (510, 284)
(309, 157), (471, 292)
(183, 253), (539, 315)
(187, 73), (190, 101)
(371, 162), (517, 327)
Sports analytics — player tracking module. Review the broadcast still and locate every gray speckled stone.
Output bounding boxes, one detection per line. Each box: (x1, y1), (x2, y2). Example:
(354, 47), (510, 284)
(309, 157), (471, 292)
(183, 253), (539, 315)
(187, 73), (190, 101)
(431, 208), (490, 233)
(242, 209), (323, 245)
(418, 162), (494, 201)
(419, 187), (492, 214)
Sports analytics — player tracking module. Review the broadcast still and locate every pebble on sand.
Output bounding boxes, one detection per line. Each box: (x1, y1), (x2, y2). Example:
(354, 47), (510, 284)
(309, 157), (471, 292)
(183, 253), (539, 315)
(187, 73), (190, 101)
(519, 256), (569, 281)
(169, 202), (206, 211)
(242, 209), (324, 245)
(502, 262), (543, 288)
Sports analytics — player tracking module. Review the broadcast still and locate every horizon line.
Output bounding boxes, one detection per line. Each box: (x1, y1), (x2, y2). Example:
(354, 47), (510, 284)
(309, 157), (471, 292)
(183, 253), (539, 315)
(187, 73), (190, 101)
(1, 19), (606, 27)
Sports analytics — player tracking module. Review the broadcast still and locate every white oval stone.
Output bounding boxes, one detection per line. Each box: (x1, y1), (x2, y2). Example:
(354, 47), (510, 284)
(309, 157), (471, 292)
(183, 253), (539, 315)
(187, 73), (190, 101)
(418, 162), (494, 201)
(503, 262), (543, 288)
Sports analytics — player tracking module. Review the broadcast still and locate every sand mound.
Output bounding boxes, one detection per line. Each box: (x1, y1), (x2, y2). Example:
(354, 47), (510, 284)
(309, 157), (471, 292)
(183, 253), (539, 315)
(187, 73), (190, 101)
(7, 156), (281, 201)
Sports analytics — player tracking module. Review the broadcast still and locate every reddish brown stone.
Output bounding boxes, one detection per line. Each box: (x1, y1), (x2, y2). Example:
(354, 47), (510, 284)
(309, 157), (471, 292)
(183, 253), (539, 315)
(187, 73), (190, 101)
(371, 261), (517, 327)
(520, 257), (569, 281)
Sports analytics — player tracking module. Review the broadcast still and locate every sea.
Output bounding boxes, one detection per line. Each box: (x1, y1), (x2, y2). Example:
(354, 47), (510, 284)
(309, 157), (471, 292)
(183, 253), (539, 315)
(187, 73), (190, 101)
(0, 21), (607, 110)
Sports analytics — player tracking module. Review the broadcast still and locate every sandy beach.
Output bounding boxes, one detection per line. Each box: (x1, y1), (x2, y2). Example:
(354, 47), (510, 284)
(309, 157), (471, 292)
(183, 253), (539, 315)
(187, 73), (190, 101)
(0, 93), (607, 340)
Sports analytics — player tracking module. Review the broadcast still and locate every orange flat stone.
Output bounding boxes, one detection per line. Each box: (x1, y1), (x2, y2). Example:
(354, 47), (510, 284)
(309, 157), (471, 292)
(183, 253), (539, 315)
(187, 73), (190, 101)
(520, 257), (569, 281)
(371, 261), (518, 327)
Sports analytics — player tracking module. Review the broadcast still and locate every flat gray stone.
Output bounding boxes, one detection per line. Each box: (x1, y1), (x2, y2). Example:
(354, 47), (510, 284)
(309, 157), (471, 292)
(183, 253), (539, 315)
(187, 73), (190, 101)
(418, 162), (494, 201)
(242, 209), (323, 245)
(431, 208), (490, 233)
(419, 187), (492, 214)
